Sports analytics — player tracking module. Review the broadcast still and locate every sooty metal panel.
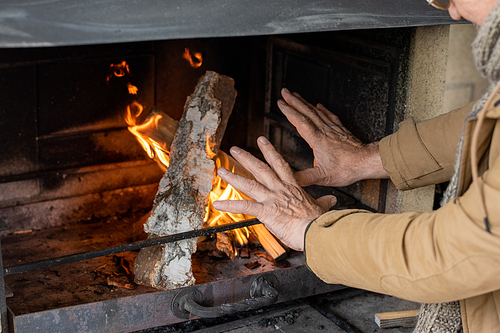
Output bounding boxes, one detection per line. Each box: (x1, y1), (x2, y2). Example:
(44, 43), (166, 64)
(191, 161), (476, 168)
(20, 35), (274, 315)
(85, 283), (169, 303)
(0, 65), (37, 177)
(0, 0), (456, 48)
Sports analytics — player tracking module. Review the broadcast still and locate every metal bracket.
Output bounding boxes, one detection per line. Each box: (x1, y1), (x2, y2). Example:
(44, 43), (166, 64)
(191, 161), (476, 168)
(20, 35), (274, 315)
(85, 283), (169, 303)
(171, 288), (204, 319)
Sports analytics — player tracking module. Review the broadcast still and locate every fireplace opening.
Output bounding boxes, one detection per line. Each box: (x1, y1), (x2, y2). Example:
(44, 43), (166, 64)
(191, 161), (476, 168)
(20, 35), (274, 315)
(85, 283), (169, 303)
(0, 26), (414, 332)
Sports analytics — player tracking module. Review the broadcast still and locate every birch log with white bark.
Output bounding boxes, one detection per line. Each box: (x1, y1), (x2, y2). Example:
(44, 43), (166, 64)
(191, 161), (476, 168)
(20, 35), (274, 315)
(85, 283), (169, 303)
(134, 71), (236, 290)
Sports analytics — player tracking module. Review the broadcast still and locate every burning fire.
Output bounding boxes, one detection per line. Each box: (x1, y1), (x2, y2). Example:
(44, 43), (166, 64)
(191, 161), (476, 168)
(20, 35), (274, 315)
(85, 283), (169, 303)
(107, 61), (130, 82)
(124, 102), (171, 171)
(204, 155), (252, 248)
(206, 132), (217, 160)
(114, 59), (252, 255)
(109, 60), (171, 171)
(127, 83), (138, 95)
(183, 48), (203, 68)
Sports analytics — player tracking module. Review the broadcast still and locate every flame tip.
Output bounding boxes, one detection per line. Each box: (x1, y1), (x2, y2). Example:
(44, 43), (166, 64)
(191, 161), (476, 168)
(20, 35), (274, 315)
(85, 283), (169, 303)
(183, 48), (203, 68)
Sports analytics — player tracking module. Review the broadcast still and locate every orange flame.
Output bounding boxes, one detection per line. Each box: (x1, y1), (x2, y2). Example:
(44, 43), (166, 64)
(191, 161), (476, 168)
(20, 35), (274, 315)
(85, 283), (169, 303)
(112, 60), (170, 170)
(206, 132), (217, 160)
(127, 83), (138, 95)
(183, 48), (203, 68)
(125, 103), (171, 169)
(107, 61), (131, 82)
(203, 158), (253, 247)
(111, 61), (130, 77)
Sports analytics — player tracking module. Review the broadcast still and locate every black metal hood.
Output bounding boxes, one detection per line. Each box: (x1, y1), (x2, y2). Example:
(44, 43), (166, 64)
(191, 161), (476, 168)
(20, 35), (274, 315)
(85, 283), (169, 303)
(1, 0), (456, 48)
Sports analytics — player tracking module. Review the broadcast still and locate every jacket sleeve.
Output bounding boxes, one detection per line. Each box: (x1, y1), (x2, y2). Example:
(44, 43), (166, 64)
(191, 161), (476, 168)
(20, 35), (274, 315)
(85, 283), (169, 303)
(379, 102), (474, 190)
(304, 155), (500, 303)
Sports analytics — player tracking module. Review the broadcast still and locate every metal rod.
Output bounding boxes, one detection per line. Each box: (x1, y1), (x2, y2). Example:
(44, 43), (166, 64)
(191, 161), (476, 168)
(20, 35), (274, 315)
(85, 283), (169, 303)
(4, 218), (261, 276)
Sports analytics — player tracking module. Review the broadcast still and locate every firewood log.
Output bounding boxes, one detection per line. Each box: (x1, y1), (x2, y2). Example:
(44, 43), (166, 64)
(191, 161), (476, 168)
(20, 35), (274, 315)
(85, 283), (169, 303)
(134, 71), (236, 290)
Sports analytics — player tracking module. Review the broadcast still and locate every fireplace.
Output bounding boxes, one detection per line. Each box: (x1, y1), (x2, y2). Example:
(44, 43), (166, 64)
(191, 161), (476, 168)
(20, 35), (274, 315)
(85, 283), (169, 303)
(0, 2), (455, 332)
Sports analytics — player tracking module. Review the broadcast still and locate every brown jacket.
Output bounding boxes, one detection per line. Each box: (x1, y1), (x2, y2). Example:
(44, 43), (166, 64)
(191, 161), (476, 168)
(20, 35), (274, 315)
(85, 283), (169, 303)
(304, 94), (500, 332)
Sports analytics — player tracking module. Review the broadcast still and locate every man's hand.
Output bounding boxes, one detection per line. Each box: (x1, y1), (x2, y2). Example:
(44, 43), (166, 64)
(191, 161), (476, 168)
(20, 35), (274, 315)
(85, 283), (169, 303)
(213, 136), (336, 251)
(279, 88), (388, 187)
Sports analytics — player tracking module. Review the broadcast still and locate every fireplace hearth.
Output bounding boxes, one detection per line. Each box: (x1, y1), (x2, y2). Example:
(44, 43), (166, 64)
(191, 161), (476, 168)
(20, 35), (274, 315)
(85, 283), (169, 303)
(0, 2), (456, 332)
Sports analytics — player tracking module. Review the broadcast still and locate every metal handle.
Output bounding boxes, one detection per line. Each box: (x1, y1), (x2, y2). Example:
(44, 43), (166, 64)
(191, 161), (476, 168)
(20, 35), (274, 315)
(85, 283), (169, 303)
(172, 274), (279, 319)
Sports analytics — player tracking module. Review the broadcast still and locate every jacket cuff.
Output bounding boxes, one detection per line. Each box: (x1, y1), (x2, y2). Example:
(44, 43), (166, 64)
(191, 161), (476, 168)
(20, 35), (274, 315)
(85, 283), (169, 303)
(304, 209), (368, 282)
(379, 118), (441, 191)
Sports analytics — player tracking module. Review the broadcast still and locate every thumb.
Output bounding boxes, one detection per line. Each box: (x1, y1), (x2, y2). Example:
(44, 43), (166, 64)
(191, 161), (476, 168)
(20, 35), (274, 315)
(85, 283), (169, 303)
(316, 195), (337, 211)
(295, 167), (324, 187)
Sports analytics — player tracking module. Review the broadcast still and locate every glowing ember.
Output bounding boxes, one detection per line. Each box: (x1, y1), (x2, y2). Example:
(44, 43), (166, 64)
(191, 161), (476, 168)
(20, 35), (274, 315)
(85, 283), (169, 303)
(183, 48), (203, 68)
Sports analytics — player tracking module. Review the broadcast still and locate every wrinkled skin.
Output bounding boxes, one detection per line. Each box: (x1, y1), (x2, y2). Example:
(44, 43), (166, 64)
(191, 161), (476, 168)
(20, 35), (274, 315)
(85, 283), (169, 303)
(278, 89), (388, 187)
(213, 137), (336, 251)
(213, 89), (386, 251)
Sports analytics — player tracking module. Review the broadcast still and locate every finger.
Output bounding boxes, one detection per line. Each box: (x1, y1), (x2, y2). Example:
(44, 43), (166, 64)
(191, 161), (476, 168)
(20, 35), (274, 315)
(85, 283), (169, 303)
(282, 89), (324, 126)
(217, 167), (269, 201)
(277, 100), (322, 147)
(257, 136), (296, 184)
(316, 195), (337, 211)
(294, 167), (326, 187)
(291, 91), (317, 110)
(281, 88), (325, 128)
(226, 146), (283, 192)
(316, 103), (343, 126)
(313, 103), (336, 126)
(213, 199), (264, 218)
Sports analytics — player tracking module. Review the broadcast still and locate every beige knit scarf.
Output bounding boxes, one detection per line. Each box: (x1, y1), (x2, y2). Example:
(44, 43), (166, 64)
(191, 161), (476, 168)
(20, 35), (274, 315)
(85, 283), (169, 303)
(414, 2), (500, 332)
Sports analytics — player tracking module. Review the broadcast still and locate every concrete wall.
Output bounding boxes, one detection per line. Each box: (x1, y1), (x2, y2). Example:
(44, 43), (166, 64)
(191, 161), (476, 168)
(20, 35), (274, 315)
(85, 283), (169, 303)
(386, 24), (488, 214)
(444, 24), (489, 112)
(385, 25), (450, 214)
